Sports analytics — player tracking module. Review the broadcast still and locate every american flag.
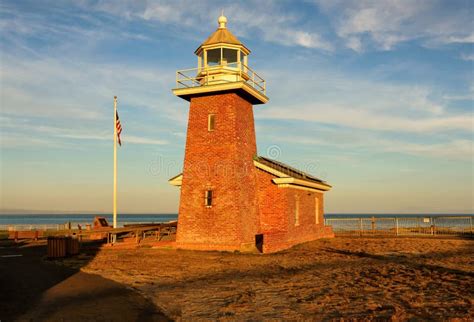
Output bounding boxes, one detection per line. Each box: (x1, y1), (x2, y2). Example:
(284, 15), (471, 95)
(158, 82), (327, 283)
(116, 111), (122, 146)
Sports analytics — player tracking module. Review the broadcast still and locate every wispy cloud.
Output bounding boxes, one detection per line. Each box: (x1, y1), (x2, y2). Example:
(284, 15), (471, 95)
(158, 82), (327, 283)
(1, 0), (472, 214)
(445, 33), (474, 44)
(315, 0), (474, 51)
(80, 0), (333, 51)
(1, 118), (168, 147)
(271, 132), (473, 161)
(261, 104), (472, 133)
(124, 135), (167, 145)
(0, 133), (65, 148)
(259, 65), (472, 134)
(460, 53), (474, 61)
(256, 62), (473, 165)
(0, 53), (178, 119)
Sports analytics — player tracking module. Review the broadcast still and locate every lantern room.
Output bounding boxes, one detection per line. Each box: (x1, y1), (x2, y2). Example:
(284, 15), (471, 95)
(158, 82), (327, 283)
(173, 14), (268, 105)
(195, 15), (249, 72)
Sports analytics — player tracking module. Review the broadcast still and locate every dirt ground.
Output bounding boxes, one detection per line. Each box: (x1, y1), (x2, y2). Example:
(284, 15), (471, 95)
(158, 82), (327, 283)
(0, 240), (168, 322)
(59, 237), (474, 321)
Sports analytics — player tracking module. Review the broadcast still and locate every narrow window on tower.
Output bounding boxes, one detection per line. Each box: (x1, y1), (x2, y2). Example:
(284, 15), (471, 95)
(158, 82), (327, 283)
(295, 195), (300, 226)
(315, 196), (320, 224)
(205, 190), (213, 207)
(208, 114), (215, 132)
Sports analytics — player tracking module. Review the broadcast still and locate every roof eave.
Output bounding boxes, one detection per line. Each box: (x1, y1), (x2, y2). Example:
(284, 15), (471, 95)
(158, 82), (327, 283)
(194, 43), (251, 56)
(168, 173), (183, 186)
(172, 81), (268, 105)
(254, 159), (332, 191)
(272, 177), (332, 192)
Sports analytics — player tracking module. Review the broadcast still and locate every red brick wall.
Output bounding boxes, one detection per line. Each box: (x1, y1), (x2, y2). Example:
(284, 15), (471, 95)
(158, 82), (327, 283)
(256, 168), (333, 253)
(255, 169), (288, 233)
(284, 188), (324, 242)
(176, 92), (260, 250)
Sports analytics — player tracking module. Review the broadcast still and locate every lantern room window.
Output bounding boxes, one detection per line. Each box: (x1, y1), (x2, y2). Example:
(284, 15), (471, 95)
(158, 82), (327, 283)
(204, 48), (240, 67)
(207, 49), (220, 66)
(222, 48), (238, 65)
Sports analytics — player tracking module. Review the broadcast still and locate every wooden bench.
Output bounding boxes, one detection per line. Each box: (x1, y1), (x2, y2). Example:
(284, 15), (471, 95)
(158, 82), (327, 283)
(8, 230), (44, 242)
(156, 225), (177, 240)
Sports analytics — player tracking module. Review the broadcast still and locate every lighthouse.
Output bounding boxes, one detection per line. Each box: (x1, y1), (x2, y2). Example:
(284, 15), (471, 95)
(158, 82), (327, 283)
(170, 15), (334, 253)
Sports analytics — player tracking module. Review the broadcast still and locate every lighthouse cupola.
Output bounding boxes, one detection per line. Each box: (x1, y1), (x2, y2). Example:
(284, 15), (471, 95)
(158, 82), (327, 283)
(173, 14), (268, 105)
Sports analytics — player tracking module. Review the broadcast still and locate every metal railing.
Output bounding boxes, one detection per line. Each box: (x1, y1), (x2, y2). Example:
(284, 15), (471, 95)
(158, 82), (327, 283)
(0, 221), (163, 232)
(0, 224), (72, 231)
(325, 216), (473, 237)
(175, 62), (266, 95)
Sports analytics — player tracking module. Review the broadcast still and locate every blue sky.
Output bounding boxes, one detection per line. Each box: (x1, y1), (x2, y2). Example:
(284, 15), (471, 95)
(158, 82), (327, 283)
(0, 0), (472, 214)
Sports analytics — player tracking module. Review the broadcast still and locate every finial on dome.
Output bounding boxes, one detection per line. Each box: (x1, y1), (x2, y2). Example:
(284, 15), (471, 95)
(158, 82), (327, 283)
(218, 11), (227, 29)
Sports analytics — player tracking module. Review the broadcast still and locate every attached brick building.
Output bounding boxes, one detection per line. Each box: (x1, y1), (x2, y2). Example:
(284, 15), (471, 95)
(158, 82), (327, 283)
(169, 15), (334, 253)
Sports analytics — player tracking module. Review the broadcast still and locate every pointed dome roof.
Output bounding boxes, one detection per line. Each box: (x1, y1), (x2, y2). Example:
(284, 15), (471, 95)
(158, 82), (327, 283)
(201, 28), (243, 46)
(194, 15), (250, 54)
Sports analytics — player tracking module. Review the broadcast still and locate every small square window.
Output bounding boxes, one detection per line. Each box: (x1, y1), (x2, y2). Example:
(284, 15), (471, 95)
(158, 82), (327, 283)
(208, 114), (215, 131)
(205, 190), (213, 207)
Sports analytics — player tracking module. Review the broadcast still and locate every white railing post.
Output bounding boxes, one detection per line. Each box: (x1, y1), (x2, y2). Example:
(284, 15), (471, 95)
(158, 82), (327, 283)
(469, 216), (472, 235)
(395, 217), (399, 236)
(431, 217), (436, 235)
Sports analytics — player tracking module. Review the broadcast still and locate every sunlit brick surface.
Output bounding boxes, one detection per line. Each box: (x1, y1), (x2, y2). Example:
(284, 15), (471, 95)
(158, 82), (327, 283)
(176, 91), (333, 253)
(176, 93), (260, 250)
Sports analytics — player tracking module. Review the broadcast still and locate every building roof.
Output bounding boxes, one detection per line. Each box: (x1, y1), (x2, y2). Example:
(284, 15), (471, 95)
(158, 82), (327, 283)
(169, 156), (331, 191)
(194, 15), (250, 54)
(201, 28), (243, 47)
(254, 156), (327, 185)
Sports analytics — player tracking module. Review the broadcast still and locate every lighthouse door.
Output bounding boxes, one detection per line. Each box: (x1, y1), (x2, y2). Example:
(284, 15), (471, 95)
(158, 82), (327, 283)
(255, 234), (264, 253)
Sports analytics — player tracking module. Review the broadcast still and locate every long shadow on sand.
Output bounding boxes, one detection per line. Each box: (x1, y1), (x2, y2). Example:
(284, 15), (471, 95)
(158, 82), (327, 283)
(322, 246), (474, 278)
(0, 239), (170, 321)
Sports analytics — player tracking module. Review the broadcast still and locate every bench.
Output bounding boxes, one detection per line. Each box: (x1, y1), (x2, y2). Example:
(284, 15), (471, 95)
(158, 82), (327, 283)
(8, 230), (44, 241)
(156, 226), (177, 240)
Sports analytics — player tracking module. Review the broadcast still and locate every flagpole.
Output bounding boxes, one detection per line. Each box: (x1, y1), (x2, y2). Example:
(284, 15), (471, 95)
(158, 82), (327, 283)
(113, 96), (118, 230)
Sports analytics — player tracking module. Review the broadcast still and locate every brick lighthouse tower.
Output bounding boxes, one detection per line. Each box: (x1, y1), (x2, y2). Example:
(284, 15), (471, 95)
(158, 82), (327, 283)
(170, 15), (333, 253)
(171, 14), (268, 251)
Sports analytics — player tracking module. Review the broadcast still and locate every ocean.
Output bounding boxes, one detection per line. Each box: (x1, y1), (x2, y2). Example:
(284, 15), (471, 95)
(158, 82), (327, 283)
(0, 213), (471, 226)
(0, 214), (178, 229)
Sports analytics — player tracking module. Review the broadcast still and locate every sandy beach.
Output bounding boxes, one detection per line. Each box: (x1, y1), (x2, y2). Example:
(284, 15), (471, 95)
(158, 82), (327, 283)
(1, 236), (472, 321)
(0, 240), (168, 321)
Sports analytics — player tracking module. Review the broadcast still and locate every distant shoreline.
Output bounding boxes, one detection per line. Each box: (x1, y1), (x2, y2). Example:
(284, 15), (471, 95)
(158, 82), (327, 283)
(0, 212), (179, 216)
(0, 213), (472, 216)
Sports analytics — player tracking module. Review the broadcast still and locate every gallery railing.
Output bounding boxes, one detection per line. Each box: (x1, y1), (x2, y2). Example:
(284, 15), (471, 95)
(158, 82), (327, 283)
(325, 216), (473, 237)
(175, 62), (266, 95)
